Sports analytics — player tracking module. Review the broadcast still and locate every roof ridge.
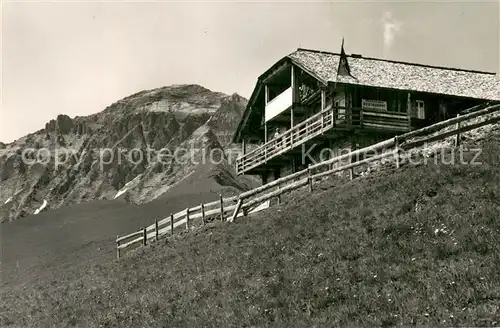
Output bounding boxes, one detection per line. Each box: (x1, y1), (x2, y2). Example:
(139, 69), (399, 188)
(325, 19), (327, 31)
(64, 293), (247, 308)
(295, 48), (496, 75)
(357, 55), (496, 75)
(296, 47), (341, 56)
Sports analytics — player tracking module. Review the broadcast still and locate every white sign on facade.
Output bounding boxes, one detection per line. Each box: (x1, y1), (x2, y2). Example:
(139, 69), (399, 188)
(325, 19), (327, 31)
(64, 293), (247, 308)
(362, 99), (387, 111)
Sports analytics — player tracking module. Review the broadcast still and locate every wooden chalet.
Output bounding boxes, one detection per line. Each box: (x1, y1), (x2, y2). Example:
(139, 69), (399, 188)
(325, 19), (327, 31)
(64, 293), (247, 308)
(233, 41), (500, 183)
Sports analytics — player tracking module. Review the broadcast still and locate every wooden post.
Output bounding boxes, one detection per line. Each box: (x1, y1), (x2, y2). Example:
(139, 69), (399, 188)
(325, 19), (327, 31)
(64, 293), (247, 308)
(219, 193), (224, 221)
(170, 213), (174, 236)
(455, 114), (461, 146)
(347, 106), (352, 127)
(230, 198), (243, 222)
(407, 92), (412, 131)
(116, 235), (120, 260)
(201, 203), (206, 225)
(349, 152), (354, 180)
(308, 164), (313, 192)
(155, 218), (159, 241)
(349, 141), (357, 180)
(242, 138), (246, 156)
(277, 184), (281, 205)
(321, 89), (326, 110)
(264, 123), (268, 143)
(329, 139), (334, 171)
(142, 228), (147, 246)
(264, 123), (268, 162)
(185, 208), (190, 231)
(331, 102), (336, 127)
(321, 89), (326, 133)
(320, 111), (325, 132)
(291, 65), (296, 143)
(345, 86), (351, 126)
(394, 136), (400, 169)
(265, 84), (269, 105)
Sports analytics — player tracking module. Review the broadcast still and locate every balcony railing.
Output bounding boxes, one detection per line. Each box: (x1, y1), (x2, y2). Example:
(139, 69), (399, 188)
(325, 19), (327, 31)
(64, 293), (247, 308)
(236, 106), (410, 175)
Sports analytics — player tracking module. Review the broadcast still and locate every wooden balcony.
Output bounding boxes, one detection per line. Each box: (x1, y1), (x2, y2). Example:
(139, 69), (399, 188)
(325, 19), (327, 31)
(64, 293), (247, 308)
(235, 106), (410, 175)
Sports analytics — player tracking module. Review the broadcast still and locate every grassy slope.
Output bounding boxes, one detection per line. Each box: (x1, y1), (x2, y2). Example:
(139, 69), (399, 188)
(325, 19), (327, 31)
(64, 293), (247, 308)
(2, 134), (500, 327)
(0, 163), (254, 286)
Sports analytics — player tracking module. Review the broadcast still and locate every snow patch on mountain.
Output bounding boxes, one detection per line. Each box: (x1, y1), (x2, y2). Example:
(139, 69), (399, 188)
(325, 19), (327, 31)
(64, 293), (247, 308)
(114, 189), (128, 199)
(34, 200), (48, 215)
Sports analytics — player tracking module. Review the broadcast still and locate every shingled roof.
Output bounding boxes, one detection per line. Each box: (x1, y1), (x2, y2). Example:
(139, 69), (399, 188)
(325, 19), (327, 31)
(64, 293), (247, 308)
(233, 47), (499, 143)
(288, 48), (500, 101)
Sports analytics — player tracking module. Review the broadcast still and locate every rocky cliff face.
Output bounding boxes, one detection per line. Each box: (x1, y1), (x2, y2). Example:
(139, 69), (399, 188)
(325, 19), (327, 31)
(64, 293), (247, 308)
(0, 85), (257, 222)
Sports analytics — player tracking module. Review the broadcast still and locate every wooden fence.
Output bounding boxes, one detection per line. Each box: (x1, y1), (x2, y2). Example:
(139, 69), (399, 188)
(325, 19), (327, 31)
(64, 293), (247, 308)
(117, 194), (240, 259)
(117, 103), (500, 258)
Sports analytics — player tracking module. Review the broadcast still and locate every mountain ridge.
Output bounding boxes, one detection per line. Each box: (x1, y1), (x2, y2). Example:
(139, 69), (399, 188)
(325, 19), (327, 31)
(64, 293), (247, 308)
(0, 84), (257, 222)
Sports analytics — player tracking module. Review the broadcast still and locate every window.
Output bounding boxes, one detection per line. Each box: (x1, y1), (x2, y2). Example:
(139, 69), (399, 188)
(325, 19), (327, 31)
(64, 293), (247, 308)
(416, 100), (425, 119)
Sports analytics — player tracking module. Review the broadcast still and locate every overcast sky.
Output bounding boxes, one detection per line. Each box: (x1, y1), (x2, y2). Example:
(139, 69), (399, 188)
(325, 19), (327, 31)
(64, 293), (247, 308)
(2, 0), (499, 142)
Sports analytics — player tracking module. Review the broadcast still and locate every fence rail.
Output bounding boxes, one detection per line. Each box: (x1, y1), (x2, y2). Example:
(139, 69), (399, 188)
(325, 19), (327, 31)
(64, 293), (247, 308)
(115, 192), (264, 258)
(116, 103), (500, 258)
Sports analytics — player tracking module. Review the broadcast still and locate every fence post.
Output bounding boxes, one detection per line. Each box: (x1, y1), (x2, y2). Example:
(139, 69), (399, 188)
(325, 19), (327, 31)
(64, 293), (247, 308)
(455, 113), (461, 147)
(170, 213), (174, 236)
(142, 228), (147, 246)
(116, 235), (120, 260)
(349, 143), (357, 180)
(277, 183), (281, 205)
(219, 193), (224, 221)
(185, 208), (190, 231)
(308, 164), (313, 192)
(394, 136), (400, 169)
(201, 203), (206, 226)
(349, 154), (354, 180)
(230, 198), (243, 222)
(155, 218), (159, 241)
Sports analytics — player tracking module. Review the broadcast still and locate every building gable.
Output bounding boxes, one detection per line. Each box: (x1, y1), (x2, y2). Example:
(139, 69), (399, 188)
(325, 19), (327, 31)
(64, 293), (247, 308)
(337, 38), (352, 77)
(233, 58), (327, 143)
